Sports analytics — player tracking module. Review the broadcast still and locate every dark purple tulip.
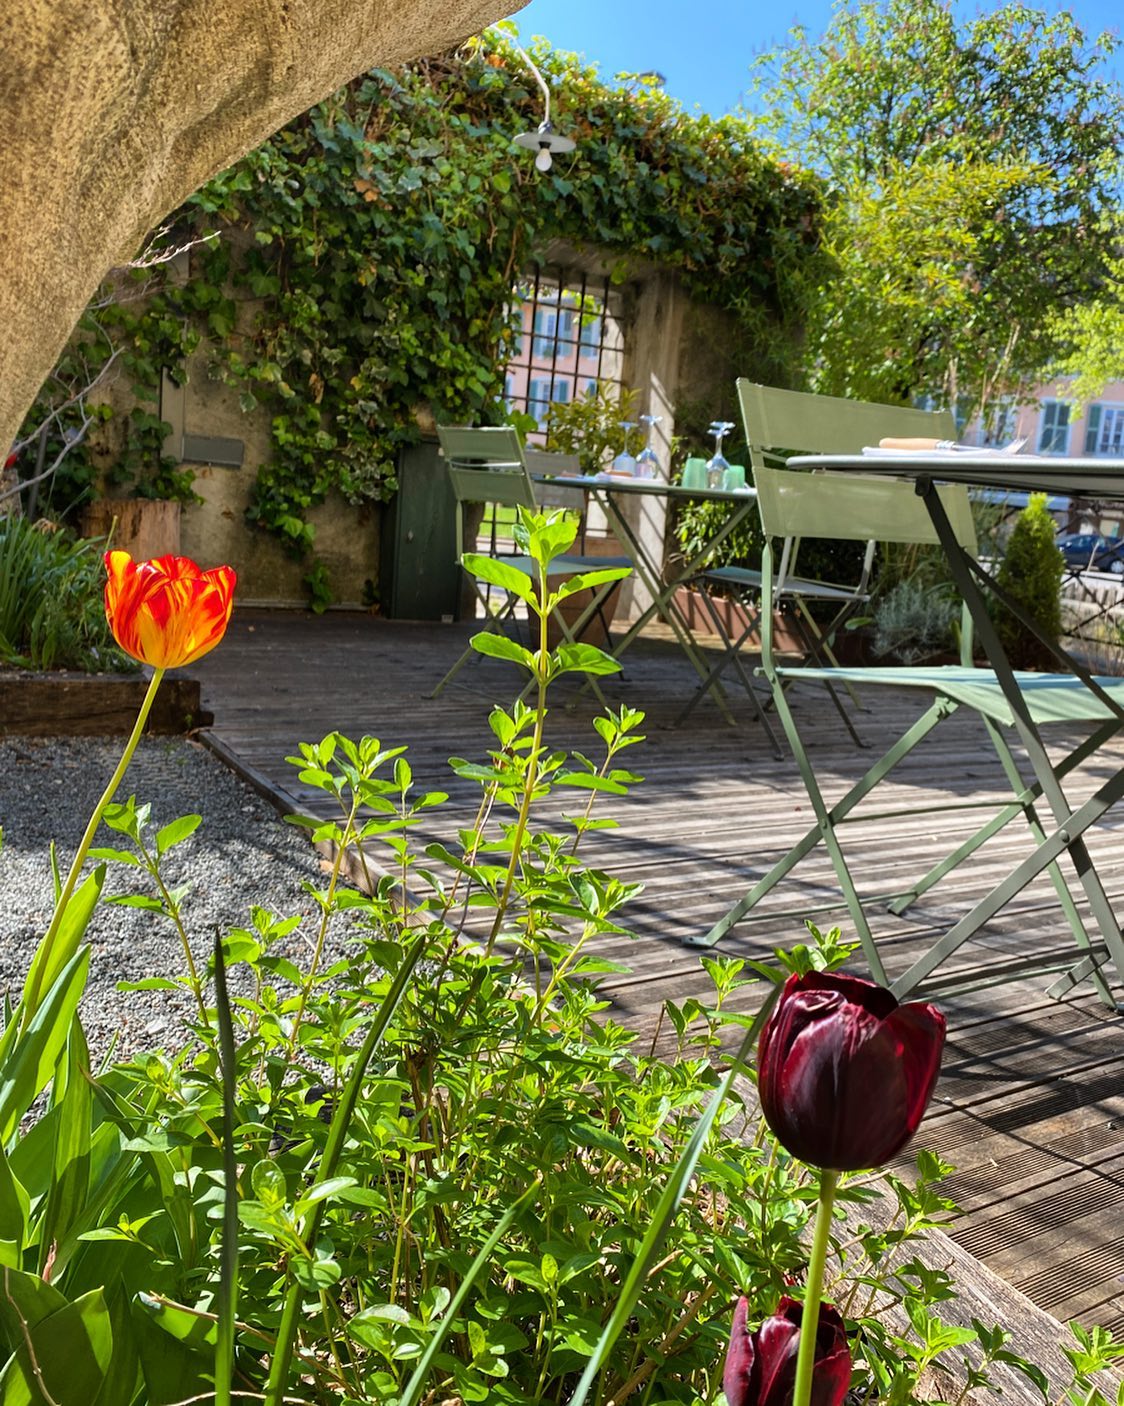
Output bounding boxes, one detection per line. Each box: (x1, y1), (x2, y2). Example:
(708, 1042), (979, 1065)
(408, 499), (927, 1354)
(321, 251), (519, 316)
(723, 1295), (851, 1406)
(758, 970), (945, 1172)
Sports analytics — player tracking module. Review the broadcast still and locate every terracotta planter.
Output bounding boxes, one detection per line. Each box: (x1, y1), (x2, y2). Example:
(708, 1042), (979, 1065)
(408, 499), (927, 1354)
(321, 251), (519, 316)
(673, 587), (805, 654)
(80, 498), (181, 560)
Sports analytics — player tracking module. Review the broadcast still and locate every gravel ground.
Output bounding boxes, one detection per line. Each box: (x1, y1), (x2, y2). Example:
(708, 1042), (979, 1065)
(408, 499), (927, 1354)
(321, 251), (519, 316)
(0, 735), (330, 1058)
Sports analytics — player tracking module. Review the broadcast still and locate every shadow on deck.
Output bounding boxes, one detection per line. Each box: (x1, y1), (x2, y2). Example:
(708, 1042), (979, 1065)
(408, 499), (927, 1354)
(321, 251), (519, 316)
(193, 607), (1124, 1336)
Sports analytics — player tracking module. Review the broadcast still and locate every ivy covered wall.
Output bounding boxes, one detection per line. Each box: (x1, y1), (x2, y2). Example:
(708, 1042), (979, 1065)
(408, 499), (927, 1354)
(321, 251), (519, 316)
(24, 32), (820, 604)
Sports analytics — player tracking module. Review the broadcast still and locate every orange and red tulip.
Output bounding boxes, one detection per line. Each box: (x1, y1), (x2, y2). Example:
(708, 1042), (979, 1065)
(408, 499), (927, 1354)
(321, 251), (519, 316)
(104, 551), (237, 669)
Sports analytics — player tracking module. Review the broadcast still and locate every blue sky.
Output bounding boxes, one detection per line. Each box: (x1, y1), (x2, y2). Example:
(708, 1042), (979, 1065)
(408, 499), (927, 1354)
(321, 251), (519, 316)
(510, 0), (1122, 116)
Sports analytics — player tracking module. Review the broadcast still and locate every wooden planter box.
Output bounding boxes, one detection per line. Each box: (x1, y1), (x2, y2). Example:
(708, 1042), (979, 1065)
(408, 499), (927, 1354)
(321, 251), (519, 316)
(80, 498), (181, 559)
(0, 671), (210, 736)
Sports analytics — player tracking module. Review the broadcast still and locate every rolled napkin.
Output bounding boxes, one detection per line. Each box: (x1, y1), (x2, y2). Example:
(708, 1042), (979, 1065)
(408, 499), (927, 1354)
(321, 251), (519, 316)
(878, 437), (956, 450)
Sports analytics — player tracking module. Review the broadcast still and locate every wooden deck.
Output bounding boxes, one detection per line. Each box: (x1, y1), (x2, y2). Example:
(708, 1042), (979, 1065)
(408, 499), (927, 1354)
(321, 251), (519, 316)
(192, 607), (1124, 1337)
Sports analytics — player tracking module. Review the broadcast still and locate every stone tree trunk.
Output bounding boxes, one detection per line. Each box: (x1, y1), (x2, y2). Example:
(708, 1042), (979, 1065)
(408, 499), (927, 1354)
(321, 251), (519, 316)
(0, 0), (524, 506)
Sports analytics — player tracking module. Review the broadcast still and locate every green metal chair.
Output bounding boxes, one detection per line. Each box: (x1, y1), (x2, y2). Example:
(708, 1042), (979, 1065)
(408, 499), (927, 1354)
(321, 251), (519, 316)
(692, 457), (1124, 1008)
(677, 381), (958, 739)
(429, 426), (631, 703)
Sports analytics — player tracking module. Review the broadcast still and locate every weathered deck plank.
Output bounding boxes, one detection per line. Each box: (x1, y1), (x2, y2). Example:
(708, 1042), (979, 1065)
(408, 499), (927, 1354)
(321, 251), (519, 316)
(193, 608), (1124, 1337)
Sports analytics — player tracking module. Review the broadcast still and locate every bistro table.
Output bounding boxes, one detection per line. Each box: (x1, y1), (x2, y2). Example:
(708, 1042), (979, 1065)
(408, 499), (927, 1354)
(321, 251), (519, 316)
(531, 471), (759, 721)
(788, 449), (1124, 1002)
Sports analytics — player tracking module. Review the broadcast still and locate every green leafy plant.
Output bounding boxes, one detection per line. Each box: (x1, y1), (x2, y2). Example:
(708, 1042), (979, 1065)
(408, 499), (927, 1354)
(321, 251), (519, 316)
(872, 579), (960, 664)
(750, 0), (1123, 419)
(544, 383), (643, 471)
(0, 518), (137, 672)
(2, 512), (1117, 1404)
(995, 492), (1065, 670)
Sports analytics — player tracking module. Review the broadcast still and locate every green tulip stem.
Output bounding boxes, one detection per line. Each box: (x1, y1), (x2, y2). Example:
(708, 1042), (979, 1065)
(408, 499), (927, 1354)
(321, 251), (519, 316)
(793, 1167), (839, 1406)
(22, 666), (166, 1027)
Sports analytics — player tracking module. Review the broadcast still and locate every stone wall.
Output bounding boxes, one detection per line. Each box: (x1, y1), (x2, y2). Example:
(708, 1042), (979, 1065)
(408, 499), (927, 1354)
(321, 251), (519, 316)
(163, 346), (381, 608)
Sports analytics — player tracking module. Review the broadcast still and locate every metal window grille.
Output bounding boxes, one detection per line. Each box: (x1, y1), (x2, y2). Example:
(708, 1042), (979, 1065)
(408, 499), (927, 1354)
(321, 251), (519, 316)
(505, 267), (626, 440)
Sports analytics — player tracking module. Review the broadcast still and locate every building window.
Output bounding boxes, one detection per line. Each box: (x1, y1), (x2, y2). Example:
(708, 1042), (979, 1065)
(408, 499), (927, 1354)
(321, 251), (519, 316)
(980, 401), (1018, 447)
(505, 269), (627, 441)
(1084, 404), (1124, 456)
(1037, 401), (1071, 455)
(528, 377), (552, 425)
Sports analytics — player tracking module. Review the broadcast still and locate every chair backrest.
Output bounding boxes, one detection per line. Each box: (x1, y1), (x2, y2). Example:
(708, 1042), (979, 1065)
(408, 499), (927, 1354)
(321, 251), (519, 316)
(737, 380), (957, 472)
(754, 464), (979, 554)
(524, 449), (586, 512)
(437, 425), (536, 510)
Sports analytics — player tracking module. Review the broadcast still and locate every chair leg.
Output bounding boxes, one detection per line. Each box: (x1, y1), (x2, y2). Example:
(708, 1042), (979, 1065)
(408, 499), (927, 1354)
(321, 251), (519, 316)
(673, 592), (781, 753)
(889, 720), (1117, 914)
(786, 610), (867, 748)
(430, 584), (520, 700)
(980, 718), (1118, 1007)
(889, 763), (1124, 1007)
(692, 695), (954, 971)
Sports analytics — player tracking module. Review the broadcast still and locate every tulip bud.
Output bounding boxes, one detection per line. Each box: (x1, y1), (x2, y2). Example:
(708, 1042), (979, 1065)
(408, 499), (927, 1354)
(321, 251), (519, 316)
(104, 551), (237, 669)
(723, 1295), (851, 1406)
(758, 971), (945, 1172)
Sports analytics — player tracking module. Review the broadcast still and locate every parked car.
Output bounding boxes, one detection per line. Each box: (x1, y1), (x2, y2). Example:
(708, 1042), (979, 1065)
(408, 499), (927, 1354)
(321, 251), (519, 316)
(1055, 532), (1124, 574)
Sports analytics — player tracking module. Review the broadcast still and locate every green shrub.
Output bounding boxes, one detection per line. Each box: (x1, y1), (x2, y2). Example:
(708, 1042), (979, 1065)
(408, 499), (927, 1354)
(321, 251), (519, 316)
(545, 383), (644, 473)
(0, 517), (137, 672)
(872, 579), (960, 663)
(994, 492), (1064, 669)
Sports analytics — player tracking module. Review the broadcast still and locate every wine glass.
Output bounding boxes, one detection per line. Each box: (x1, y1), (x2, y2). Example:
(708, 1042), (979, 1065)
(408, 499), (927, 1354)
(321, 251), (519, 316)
(612, 421), (637, 476)
(635, 414), (663, 479)
(707, 421), (735, 488)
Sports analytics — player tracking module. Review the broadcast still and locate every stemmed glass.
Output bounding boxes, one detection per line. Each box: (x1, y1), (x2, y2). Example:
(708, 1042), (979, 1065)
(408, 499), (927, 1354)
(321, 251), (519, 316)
(635, 414), (663, 479)
(612, 421), (637, 476)
(707, 421), (735, 488)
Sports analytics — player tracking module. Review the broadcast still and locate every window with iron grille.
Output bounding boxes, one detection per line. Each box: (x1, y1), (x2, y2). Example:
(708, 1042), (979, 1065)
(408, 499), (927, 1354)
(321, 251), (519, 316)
(505, 268), (626, 436)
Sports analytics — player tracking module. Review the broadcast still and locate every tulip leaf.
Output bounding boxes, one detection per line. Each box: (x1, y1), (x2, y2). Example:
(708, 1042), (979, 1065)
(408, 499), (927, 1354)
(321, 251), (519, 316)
(36, 1015), (92, 1278)
(0, 950), (90, 1145)
(565, 981), (781, 1406)
(17, 868), (102, 1026)
(0, 1286), (112, 1405)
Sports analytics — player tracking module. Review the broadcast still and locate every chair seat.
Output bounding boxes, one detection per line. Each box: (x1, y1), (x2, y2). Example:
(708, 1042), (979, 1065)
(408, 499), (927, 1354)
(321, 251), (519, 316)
(777, 663), (1124, 727)
(703, 565), (866, 603)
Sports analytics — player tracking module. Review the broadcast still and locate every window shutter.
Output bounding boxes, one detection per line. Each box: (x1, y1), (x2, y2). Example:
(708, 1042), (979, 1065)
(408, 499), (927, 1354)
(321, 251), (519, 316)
(1085, 405), (1103, 454)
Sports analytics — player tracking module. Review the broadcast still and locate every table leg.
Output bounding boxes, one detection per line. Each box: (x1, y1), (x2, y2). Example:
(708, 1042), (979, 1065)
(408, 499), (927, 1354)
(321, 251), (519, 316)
(585, 489), (753, 723)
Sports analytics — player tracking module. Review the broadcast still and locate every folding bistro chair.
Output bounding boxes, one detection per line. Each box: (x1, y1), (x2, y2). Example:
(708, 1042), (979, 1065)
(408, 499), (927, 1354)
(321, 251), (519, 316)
(692, 459), (1124, 1009)
(429, 426), (631, 703)
(677, 382), (958, 737)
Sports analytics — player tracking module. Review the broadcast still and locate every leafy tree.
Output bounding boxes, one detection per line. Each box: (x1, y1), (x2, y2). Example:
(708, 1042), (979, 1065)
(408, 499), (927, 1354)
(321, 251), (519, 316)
(747, 0), (1124, 419)
(1049, 246), (1124, 403)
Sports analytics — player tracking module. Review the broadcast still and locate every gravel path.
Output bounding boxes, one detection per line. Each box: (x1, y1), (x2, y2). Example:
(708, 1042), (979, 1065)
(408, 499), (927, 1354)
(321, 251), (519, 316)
(0, 735), (328, 1057)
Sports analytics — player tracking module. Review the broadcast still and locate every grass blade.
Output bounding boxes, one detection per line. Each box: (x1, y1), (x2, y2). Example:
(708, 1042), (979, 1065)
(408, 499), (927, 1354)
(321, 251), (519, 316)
(213, 932), (240, 1406)
(398, 1178), (541, 1406)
